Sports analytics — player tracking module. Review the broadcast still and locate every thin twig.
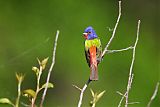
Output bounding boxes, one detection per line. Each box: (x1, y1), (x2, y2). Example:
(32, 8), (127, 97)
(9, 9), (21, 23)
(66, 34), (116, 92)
(128, 102), (140, 105)
(73, 84), (82, 91)
(117, 92), (127, 107)
(116, 91), (126, 97)
(21, 102), (30, 107)
(101, 1), (121, 58)
(106, 46), (133, 54)
(40, 30), (60, 107)
(147, 82), (160, 107)
(124, 20), (141, 107)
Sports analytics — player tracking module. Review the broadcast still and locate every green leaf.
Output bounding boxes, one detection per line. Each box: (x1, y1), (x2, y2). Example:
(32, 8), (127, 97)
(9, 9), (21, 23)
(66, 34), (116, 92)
(23, 89), (36, 98)
(32, 66), (39, 75)
(90, 89), (106, 106)
(90, 89), (95, 97)
(0, 98), (14, 106)
(41, 57), (49, 70)
(97, 90), (106, 101)
(40, 83), (54, 91)
(37, 57), (49, 70)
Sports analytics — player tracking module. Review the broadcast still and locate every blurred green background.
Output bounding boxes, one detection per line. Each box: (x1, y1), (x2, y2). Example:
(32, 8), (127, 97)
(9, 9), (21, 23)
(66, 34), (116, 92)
(0, 0), (159, 107)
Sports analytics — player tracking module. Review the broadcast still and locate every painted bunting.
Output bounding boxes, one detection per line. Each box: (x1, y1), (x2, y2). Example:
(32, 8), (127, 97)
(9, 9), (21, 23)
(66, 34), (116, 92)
(83, 26), (102, 81)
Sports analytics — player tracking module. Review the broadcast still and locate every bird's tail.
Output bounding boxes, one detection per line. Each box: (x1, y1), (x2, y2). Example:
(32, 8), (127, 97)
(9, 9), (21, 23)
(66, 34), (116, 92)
(90, 64), (98, 80)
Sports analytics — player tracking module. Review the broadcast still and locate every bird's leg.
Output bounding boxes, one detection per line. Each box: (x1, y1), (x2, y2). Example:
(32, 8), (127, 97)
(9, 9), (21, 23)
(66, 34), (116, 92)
(97, 57), (103, 64)
(87, 78), (92, 85)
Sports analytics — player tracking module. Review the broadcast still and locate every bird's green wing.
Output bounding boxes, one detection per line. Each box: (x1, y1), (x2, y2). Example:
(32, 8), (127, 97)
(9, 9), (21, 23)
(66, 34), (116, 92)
(85, 46), (90, 67)
(95, 38), (102, 64)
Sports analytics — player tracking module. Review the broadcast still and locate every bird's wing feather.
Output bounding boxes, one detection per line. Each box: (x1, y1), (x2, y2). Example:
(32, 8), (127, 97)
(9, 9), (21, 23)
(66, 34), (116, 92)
(85, 48), (90, 67)
(96, 45), (102, 64)
(95, 38), (102, 64)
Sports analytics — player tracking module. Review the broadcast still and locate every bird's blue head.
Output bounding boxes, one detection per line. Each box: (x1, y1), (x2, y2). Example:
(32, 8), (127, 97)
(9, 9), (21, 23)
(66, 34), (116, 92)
(83, 26), (98, 40)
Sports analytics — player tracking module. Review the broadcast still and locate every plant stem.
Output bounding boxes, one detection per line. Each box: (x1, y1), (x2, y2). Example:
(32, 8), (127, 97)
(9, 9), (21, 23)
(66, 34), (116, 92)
(31, 66), (43, 107)
(92, 103), (96, 107)
(15, 81), (22, 107)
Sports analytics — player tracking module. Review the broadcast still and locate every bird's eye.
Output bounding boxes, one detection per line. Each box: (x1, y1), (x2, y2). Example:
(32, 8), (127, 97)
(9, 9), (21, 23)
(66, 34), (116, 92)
(88, 32), (91, 34)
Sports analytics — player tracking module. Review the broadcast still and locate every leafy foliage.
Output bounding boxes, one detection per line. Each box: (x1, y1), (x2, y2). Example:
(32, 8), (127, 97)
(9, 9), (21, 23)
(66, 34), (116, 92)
(90, 89), (106, 107)
(0, 57), (54, 107)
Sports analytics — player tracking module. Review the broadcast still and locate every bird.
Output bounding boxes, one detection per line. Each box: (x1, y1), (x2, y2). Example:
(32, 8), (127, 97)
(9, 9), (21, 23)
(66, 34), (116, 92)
(83, 26), (102, 81)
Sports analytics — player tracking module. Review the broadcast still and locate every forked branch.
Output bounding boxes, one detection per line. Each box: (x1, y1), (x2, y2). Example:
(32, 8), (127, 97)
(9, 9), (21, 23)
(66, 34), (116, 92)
(117, 20), (141, 107)
(125, 20), (141, 107)
(101, 1), (122, 58)
(73, 79), (91, 107)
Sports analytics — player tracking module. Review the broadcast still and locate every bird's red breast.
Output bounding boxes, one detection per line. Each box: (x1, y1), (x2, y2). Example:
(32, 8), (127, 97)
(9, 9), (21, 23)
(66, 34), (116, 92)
(89, 46), (98, 80)
(89, 46), (97, 66)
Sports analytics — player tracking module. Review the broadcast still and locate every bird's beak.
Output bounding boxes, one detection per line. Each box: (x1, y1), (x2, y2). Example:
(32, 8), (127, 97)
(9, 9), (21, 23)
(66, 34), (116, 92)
(83, 33), (87, 35)
(83, 33), (88, 39)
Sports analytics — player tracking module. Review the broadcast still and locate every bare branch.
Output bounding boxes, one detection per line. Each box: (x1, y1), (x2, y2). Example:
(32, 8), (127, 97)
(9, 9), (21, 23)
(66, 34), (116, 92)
(117, 92), (127, 107)
(147, 82), (160, 107)
(125, 20), (141, 107)
(117, 74), (135, 107)
(106, 46), (133, 54)
(40, 30), (60, 107)
(117, 20), (141, 107)
(101, 1), (121, 58)
(128, 102), (140, 105)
